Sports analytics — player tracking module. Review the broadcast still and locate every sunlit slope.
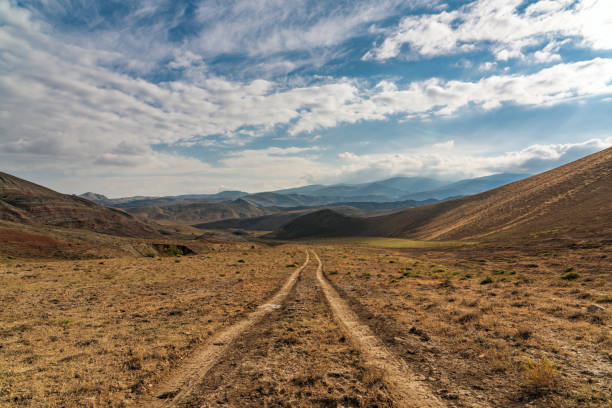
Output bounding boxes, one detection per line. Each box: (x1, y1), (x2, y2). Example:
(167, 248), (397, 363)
(0, 171), (160, 237)
(275, 147), (612, 241)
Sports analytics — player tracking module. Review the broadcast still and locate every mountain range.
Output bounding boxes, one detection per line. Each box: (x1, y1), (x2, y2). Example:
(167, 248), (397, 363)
(78, 173), (529, 226)
(274, 147), (612, 242)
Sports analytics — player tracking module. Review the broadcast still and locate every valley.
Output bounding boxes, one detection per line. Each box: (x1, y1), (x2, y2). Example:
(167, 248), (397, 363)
(0, 148), (610, 407)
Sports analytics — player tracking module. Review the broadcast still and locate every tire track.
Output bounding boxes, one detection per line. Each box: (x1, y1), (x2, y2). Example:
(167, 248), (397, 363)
(180, 251), (393, 407)
(144, 251), (310, 407)
(312, 250), (445, 408)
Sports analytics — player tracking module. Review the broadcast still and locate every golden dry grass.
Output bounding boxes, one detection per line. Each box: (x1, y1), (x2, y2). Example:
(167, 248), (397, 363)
(317, 241), (611, 407)
(0, 243), (303, 407)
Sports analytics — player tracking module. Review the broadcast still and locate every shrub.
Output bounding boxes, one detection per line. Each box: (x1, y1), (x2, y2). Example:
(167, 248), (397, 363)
(522, 357), (559, 394)
(144, 252), (155, 258)
(164, 245), (183, 257)
(561, 271), (579, 280)
(480, 276), (493, 285)
(494, 269), (505, 275)
(237, 259), (245, 263)
(565, 266), (574, 273)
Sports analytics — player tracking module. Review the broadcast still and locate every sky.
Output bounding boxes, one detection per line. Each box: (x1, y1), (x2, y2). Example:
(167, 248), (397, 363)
(1, 0), (611, 197)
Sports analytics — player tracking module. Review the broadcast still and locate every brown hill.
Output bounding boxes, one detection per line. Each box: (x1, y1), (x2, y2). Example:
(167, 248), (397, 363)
(0, 171), (160, 237)
(123, 199), (273, 225)
(275, 147), (612, 241)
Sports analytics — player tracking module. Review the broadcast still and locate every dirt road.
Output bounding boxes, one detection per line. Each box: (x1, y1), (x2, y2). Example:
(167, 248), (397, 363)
(148, 251), (310, 406)
(312, 250), (444, 408)
(141, 249), (443, 407)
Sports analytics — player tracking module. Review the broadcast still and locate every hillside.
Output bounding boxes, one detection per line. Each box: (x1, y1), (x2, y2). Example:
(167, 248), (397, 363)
(275, 147), (612, 241)
(0, 172), (160, 237)
(400, 173), (528, 201)
(124, 199), (273, 225)
(195, 205), (379, 231)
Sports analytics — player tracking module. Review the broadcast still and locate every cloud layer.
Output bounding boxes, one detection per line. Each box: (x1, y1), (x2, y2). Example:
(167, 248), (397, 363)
(364, 0), (612, 62)
(1, 0), (611, 195)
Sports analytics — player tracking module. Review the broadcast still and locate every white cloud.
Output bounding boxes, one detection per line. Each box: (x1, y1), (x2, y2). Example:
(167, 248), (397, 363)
(194, 0), (404, 58)
(290, 58), (612, 134)
(364, 0), (612, 62)
(333, 138), (612, 182)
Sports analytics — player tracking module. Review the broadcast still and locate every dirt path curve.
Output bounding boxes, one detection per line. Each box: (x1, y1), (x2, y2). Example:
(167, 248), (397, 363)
(144, 251), (310, 407)
(312, 250), (445, 408)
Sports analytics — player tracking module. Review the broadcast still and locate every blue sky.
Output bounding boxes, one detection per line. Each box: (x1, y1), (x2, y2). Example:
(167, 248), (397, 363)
(1, 0), (611, 196)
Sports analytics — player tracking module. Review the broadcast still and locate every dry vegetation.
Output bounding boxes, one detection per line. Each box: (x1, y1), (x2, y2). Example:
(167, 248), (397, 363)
(182, 260), (393, 407)
(318, 240), (611, 407)
(0, 243), (304, 407)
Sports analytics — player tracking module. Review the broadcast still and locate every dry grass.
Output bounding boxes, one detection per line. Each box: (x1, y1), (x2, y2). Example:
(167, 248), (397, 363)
(183, 261), (393, 407)
(0, 243), (303, 407)
(318, 240), (611, 407)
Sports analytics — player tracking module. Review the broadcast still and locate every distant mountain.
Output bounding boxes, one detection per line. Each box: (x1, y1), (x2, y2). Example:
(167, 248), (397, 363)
(273, 148), (612, 241)
(81, 174), (529, 211)
(0, 172), (160, 237)
(240, 192), (334, 207)
(123, 198), (273, 225)
(400, 173), (528, 201)
(79, 190), (248, 207)
(195, 199), (438, 232)
(270, 177), (445, 202)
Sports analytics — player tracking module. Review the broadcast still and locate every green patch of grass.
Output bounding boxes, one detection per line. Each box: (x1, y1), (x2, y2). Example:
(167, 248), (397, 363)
(595, 296), (612, 303)
(480, 276), (494, 285)
(564, 266), (575, 273)
(309, 236), (475, 248)
(561, 271), (579, 280)
(494, 269), (506, 275)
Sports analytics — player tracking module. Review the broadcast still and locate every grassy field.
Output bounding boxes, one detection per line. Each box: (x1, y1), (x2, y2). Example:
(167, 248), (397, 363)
(317, 241), (611, 407)
(0, 243), (304, 407)
(306, 236), (474, 249)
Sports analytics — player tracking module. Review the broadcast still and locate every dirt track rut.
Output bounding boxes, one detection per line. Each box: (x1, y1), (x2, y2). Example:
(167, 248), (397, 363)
(142, 249), (444, 407)
(146, 251), (310, 407)
(312, 250), (444, 408)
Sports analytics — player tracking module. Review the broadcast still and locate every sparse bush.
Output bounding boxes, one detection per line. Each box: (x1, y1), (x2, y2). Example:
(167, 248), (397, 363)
(565, 266), (575, 273)
(237, 259), (245, 263)
(480, 276), (493, 285)
(164, 245), (183, 257)
(595, 296), (612, 303)
(494, 269), (505, 275)
(144, 252), (155, 258)
(515, 325), (532, 340)
(286, 262), (297, 268)
(522, 357), (559, 394)
(561, 271), (579, 280)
